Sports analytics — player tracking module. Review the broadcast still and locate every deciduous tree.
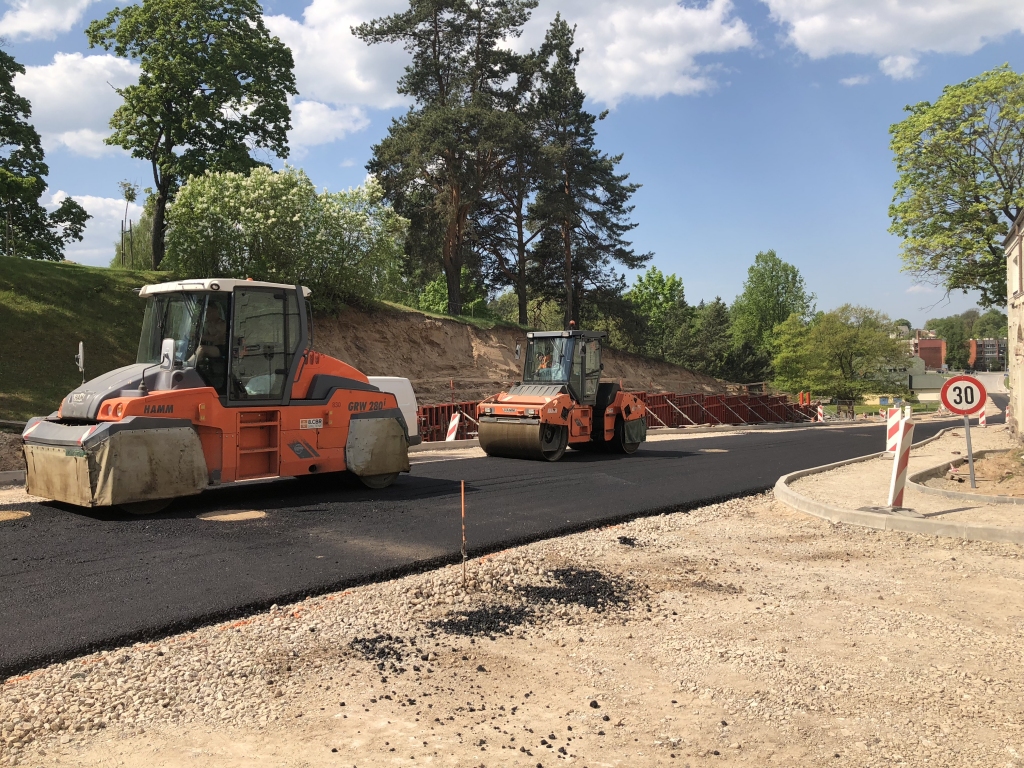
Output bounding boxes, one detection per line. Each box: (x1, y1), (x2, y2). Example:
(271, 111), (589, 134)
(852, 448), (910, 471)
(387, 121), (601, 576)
(87, 0), (297, 269)
(0, 50), (89, 260)
(731, 250), (814, 355)
(773, 306), (908, 400)
(889, 65), (1024, 307)
(166, 168), (408, 310)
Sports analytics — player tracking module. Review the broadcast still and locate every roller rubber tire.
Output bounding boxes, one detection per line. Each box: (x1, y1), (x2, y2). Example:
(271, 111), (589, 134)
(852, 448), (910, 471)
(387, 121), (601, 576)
(360, 473), (399, 489)
(119, 499), (172, 516)
(613, 416), (641, 455)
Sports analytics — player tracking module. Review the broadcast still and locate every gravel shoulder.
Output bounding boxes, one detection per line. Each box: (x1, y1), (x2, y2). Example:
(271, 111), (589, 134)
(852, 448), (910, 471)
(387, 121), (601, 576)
(791, 425), (1021, 528)
(0, 432), (22, 474)
(4, 490), (1024, 767)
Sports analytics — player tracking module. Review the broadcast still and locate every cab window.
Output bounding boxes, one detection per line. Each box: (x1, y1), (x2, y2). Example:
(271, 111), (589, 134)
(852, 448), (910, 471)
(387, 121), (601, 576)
(229, 289), (299, 400)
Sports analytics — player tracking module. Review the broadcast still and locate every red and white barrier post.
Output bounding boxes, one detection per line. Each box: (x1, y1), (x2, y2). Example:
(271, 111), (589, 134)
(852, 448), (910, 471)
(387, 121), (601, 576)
(817, 404), (824, 422)
(886, 408), (901, 452)
(979, 408), (987, 428)
(886, 417), (916, 508)
(445, 412), (461, 441)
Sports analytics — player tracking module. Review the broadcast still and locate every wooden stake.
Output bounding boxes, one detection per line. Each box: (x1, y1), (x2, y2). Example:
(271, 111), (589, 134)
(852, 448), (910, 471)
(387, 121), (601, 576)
(461, 480), (467, 588)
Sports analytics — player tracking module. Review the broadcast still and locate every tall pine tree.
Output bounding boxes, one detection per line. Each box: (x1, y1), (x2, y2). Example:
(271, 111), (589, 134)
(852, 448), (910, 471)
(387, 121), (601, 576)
(0, 49), (89, 260)
(530, 15), (649, 327)
(356, 0), (537, 316)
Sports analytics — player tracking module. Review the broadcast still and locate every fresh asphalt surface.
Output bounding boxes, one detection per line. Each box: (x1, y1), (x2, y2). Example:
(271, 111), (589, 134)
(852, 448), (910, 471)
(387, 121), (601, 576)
(0, 402), (1006, 678)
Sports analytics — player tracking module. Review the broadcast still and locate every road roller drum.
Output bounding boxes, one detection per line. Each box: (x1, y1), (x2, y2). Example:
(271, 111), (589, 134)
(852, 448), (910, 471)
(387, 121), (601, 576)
(478, 420), (568, 461)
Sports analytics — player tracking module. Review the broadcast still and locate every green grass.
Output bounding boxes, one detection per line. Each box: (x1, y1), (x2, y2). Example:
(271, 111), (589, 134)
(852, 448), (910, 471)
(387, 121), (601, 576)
(0, 256), (168, 421)
(851, 401), (941, 416)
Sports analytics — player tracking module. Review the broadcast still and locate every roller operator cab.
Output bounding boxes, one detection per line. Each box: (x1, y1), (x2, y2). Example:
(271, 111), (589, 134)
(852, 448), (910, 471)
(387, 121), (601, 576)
(21, 279), (419, 514)
(476, 329), (647, 461)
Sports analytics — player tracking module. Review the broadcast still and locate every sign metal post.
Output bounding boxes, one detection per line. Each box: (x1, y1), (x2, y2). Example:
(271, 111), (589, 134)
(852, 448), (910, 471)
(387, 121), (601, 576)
(940, 375), (987, 490)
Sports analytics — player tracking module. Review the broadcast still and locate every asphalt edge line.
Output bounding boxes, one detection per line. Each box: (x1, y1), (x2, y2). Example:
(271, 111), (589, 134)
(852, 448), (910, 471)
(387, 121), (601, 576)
(774, 428), (1024, 545)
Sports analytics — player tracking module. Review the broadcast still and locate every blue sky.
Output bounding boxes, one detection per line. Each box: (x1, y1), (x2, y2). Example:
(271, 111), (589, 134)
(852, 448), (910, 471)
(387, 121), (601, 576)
(3, 0), (1024, 326)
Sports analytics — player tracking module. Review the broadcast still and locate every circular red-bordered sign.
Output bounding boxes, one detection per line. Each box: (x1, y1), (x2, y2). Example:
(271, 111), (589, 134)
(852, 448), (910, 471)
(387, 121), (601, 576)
(940, 375), (987, 416)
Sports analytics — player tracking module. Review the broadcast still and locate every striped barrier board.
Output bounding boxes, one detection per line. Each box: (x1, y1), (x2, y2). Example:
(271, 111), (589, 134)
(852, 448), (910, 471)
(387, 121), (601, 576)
(886, 408), (901, 452)
(980, 409), (987, 428)
(886, 417), (915, 508)
(445, 412), (461, 441)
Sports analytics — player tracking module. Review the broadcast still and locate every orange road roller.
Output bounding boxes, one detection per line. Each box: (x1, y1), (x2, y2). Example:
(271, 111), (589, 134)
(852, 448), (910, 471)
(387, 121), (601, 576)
(477, 327), (647, 461)
(21, 278), (419, 514)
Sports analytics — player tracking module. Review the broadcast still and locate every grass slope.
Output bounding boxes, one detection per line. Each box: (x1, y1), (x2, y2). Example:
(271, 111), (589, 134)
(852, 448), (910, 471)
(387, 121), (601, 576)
(0, 256), (166, 421)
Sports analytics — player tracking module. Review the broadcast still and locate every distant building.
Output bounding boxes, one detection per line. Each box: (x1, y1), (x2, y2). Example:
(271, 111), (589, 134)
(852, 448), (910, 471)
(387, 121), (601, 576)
(915, 337), (947, 369)
(968, 338), (1007, 371)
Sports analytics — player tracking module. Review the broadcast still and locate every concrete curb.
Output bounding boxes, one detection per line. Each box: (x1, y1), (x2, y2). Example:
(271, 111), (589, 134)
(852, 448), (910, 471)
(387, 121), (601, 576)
(908, 449), (1024, 506)
(774, 428), (1024, 545)
(0, 470), (25, 485)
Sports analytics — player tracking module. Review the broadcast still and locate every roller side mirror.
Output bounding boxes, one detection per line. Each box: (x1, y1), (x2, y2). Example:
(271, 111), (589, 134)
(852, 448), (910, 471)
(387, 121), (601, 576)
(160, 338), (176, 370)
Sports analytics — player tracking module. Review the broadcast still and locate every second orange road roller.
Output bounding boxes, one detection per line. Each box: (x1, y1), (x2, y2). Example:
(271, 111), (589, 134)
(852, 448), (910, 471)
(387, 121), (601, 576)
(476, 326), (647, 461)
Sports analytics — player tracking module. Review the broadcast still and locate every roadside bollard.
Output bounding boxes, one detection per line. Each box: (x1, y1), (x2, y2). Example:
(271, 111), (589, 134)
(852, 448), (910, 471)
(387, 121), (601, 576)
(886, 408), (901, 452)
(445, 412), (461, 441)
(817, 404), (824, 422)
(886, 417), (916, 508)
(904, 404), (912, 421)
(980, 409), (987, 428)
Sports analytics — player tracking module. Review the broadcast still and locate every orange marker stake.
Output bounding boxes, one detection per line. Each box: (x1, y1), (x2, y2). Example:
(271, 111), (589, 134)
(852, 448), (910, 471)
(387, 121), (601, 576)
(461, 480), (467, 588)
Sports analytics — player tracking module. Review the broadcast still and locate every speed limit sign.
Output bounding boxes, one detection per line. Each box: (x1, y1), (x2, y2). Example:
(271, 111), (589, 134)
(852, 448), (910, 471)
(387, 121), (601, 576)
(940, 375), (987, 416)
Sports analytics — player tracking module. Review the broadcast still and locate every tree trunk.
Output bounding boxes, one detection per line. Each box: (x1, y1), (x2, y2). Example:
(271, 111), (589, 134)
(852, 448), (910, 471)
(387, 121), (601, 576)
(444, 263), (462, 316)
(515, 214), (528, 325)
(561, 219), (573, 329)
(151, 178), (169, 270)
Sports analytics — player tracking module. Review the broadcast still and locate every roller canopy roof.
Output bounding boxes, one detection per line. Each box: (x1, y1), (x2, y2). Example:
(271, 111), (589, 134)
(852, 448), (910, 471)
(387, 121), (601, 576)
(139, 279), (312, 297)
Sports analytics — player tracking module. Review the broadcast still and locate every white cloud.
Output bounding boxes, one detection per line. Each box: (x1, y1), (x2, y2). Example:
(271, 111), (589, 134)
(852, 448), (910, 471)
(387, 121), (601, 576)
(15, 53), (139, 156)
(763, 0), (1024, 79)
(0, 0), (99, 40)
(48, 191), (143, 267)
(906, 284), (937, 294)
(878, 54), (919, 80)
(839, 74), (870, 86)
(288, 100), (370, 155)
(528, 0), (753, 105)
(268, 0), (754, 117)
(266, 0), (409, 111)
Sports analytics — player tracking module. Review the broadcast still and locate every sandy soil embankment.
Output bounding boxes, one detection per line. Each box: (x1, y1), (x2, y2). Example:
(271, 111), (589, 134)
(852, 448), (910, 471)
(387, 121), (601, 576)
(316, 306), (734, 404)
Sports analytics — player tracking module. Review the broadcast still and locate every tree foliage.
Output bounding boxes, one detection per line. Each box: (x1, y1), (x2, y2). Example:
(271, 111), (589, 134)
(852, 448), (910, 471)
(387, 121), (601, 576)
(530, 15), (649, 327)
(889, 65), (1024, 308)
(87, 0), (297, 269)
(0, 49), (89, 260)
(773, 306), (909, 400)
(974, 308), (1008, 339)
(355, 0), (536, 317)
(730, 249), (814, 354)
(165, 167), (408, 310)
(624, 266), (687, 359)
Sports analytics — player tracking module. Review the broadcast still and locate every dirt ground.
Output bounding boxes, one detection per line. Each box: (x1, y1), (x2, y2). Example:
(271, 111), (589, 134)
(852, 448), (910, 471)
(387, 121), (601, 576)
(791, 424), (1024, 529)
(316, 306), (735, 404)
(6, 485), (1024, 768)
(0, 432), (22, 474)
(927, 449), (1024, 497)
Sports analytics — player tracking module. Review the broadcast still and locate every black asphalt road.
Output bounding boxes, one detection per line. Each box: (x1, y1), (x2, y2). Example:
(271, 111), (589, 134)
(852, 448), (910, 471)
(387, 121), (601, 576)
(0, 405), (1003, 678)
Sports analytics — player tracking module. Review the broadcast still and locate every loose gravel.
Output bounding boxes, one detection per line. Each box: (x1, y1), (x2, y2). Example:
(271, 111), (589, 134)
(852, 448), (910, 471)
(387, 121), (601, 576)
(4, 490), (1024, 767)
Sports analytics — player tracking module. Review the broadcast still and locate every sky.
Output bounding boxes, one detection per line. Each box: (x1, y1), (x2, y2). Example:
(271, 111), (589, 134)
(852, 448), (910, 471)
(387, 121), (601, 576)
(3, 0), (1024, 327)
